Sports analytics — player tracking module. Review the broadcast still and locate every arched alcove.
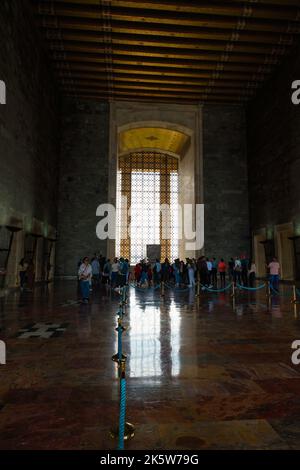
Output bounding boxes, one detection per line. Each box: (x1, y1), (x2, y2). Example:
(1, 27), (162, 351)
(108, 102), (203, 261)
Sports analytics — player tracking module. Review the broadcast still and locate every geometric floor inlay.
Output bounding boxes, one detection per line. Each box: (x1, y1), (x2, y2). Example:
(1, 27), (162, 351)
(16, 322), (69, 339)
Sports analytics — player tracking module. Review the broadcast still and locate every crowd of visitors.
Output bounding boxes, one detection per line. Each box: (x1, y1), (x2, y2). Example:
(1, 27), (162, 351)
(132, 256), (258, 289)
(77, 253), (282, 303)
(77, 253), (281, 302)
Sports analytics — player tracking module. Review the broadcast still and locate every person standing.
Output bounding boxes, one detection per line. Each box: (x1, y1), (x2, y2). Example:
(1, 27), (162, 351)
(140, 260), (148, 286)
(211, 257), (217, 285)
(111, 258), (119, 287)
(268, 257), (281, 291)
(18, 258), (28, 291)
(91, 256), (100, 286)
(153, 259), (161, 286)
(233, 257), (242, 285)
(173, 259), (181, 287)
(187, 260), (195, 287)
(78, 257), (92, 303)
(134, 262), (142, 285)
(241, 255), (249, 286)
(102, 258), (111, 285)
(206, 258), (213, 287)
(218, 258), (227, 288)
(228, 258), (234, 281)
(119, 257), (129, 287)
(197, 256), (208, 289)
(161, 258), (170, 284)
(27, 260), (35, 291)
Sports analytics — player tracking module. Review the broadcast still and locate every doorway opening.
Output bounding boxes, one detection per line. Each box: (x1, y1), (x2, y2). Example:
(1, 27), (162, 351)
(253, 231), (267, 277)
(276, 223), (295, 280)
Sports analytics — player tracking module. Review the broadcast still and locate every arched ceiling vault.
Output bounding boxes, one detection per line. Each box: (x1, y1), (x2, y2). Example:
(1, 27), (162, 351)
(118, 127), (190, 158)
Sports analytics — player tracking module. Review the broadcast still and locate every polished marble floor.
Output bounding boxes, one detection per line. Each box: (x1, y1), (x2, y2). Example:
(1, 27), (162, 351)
(0, 281), (300, 450)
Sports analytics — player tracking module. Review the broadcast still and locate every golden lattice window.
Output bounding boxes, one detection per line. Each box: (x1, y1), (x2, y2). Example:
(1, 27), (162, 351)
(116, 152), (179, 264)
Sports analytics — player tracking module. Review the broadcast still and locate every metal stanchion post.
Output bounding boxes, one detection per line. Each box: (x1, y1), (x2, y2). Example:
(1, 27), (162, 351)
(266, 280), (271, 298)
(231, 282), (237, 311)
(112, 315), (127, 363)
(291, 285), (297, 304)
(231, 283), (236, 298)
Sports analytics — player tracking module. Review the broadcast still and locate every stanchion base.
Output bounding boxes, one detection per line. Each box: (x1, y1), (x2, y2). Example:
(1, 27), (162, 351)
(111, 353), (127, 363)
(110, 422), (135, 441)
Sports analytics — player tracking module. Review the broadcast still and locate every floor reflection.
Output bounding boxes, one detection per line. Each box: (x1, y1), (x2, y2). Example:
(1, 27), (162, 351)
(0, 282), (300, 450)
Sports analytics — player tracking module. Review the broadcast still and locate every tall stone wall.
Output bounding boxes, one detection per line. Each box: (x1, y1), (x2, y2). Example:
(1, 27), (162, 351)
(202, 105), (250, 260)
(247, 44), (300, 235)
(0, 0), (60, 232)
(56, 98), (109, 277)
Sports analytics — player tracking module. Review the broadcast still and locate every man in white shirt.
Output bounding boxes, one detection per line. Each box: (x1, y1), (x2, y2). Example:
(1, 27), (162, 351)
(268, 257), (281, 291)
(111, 258), (119, 287)
(206, 258), (212, 287)
(91, 257), (100, 285)
(233, 257), (242, 285)
(78, 257), (92, 303)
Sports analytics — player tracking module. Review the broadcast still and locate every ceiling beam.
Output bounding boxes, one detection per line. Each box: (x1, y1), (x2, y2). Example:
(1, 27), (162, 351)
(55, 71), (258, 88)
(53, 61), (271, 81)
(47, 40), (287, 64)
(35, 15), (299, 44)
(42, 29), (289, 55)
(49, 51), (275, 73)
(58, 78), (258, 94)
(36, 2), (300, 33)
(62, 88), (249, 103)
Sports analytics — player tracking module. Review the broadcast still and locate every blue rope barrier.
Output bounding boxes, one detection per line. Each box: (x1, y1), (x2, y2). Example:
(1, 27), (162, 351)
(270, 285), (293, 297)
(174, 286), (191, 292)
(118, 377), (126, 450)
(200, 283), (232, 293)
(236, 283), (266, 291)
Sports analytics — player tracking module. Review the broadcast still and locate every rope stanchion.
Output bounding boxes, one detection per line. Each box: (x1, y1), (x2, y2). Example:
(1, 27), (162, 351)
(110, 288), (134, 448)
(292, 285), (297, 304)
(112, 312), (127, 363)
(231, 283), (236, 298)
(266, 281), (272, 299)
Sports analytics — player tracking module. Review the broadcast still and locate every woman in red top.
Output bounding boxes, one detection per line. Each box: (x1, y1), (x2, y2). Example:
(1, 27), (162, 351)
(134, 263), (142, 285)
(218, 258), (227, 288)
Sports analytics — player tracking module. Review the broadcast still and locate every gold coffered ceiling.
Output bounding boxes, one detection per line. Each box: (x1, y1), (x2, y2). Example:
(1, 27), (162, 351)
(118, 127), (190, 157)
(34, 0), (300, 104)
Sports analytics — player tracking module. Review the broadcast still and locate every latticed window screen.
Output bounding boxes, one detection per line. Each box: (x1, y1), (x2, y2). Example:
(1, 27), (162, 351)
(116, 152), (179, 264)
